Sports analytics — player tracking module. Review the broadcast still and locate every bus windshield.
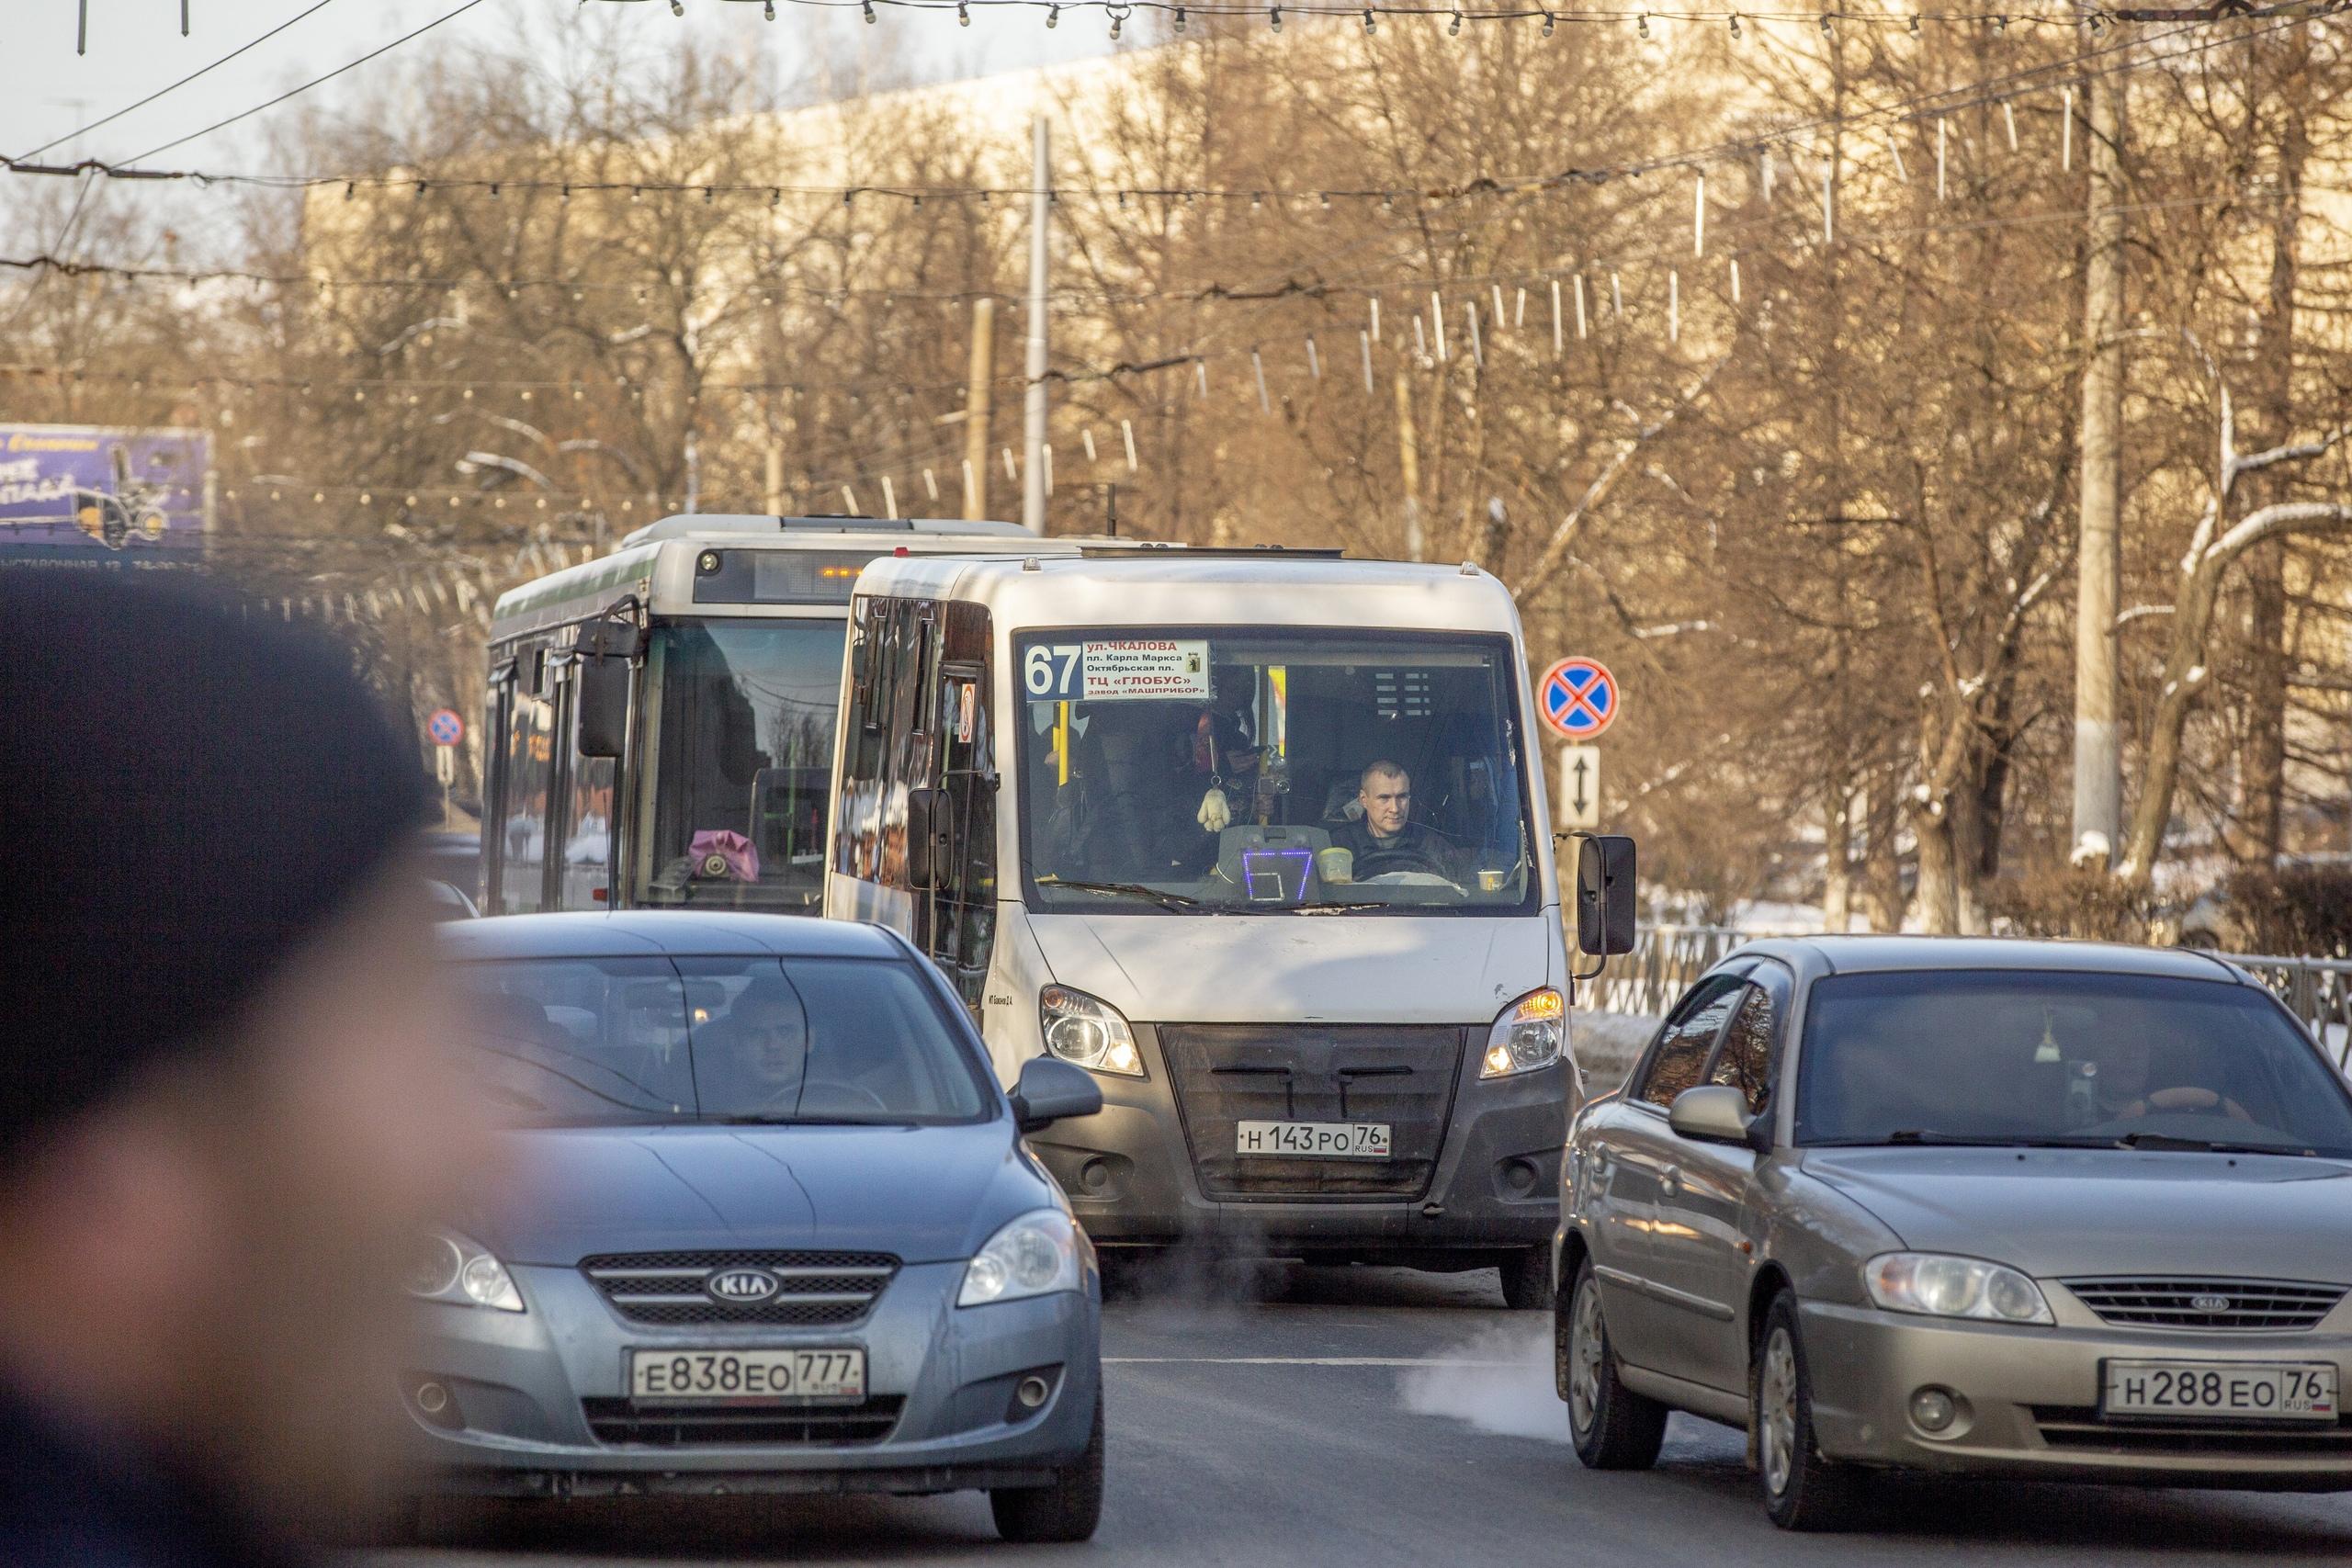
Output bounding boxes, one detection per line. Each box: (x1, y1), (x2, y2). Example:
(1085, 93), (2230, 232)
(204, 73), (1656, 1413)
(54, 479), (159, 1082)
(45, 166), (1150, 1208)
(641, 620), (842, 910)
(1016, 628), (1535, 915)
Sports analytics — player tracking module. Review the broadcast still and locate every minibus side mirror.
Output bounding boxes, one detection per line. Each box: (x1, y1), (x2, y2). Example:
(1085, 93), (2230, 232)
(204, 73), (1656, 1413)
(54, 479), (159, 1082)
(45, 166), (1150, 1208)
(904, 786), (952, 891)
(1010, 1055), (1103, 1134)
(575, 617), (642, 761)
(1575, 833), (1638, 956)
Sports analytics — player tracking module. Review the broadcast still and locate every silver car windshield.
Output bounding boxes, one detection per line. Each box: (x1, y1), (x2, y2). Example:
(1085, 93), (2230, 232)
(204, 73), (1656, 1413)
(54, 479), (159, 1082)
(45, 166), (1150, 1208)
(1794, 970), (2352, 1156)
(455, 955), (990, 1126)
(1015, 628), (1535, 915)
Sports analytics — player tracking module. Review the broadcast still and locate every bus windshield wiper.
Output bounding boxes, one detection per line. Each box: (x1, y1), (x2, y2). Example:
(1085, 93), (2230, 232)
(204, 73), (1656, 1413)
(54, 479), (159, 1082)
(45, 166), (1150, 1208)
(1035, 876), (1201, 910)
(1292, 901), (1392, 914)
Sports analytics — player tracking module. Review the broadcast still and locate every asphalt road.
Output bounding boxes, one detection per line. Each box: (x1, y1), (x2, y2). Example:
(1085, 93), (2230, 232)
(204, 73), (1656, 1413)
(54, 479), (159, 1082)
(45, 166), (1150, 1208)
(377, 1264), (2352, 1567)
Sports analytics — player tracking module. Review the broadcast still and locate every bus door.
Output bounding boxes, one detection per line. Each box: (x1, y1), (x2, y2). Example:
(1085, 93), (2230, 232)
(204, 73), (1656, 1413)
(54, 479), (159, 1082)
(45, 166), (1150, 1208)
(919, 602), (999, 1013)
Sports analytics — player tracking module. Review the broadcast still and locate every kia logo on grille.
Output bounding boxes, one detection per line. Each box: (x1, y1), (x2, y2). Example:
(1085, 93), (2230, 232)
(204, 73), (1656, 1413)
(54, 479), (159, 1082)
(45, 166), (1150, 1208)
(2190, 1293), (2233, 1314)
(706, 1267), (781, 1303)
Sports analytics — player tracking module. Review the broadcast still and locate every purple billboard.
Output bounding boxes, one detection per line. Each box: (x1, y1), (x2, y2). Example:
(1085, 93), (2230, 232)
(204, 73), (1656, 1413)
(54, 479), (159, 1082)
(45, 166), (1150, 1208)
(0, 425), (209, 554)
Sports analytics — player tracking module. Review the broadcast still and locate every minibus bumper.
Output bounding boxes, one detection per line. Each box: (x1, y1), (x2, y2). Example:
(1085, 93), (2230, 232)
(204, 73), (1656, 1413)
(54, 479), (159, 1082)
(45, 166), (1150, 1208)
(1026, 1024), (1564, 1260)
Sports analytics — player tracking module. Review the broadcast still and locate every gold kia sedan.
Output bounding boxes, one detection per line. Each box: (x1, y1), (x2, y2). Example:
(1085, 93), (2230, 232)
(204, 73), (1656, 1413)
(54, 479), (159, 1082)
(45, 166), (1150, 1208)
(1555, 937), (2352, 1529)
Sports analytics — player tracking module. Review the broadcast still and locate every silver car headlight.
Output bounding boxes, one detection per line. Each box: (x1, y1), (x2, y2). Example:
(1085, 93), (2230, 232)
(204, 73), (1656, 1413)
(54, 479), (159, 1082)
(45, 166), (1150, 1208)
(1039, 985), (1144, 1077)
(959, 1209), (1083, 1307)
(406, 1229), (525, 1314)
(1481, 987), (1565, 1078)
(1864, 1253), (2052, 1325)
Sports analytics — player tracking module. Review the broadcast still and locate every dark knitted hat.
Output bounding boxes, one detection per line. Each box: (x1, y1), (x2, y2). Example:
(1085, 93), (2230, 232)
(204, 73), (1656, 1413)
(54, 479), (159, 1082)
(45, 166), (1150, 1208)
(0, 570), (427, 1168)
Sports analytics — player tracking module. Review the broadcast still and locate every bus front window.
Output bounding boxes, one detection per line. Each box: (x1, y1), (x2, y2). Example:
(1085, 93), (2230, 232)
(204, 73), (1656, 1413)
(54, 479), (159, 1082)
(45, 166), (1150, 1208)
(1016, 629), (1536, 915)
(641, 621), (843, 910)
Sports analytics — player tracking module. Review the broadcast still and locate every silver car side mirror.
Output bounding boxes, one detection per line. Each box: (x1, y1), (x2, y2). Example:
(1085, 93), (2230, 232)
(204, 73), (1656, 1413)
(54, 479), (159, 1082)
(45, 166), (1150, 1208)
(1668, 1084), (1757, 1147)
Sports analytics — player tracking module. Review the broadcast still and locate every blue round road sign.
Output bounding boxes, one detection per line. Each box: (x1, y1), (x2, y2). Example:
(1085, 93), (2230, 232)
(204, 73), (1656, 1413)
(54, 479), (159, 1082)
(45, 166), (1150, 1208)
(1539, 658), (1619, 740)
(426, 708), (466, 748)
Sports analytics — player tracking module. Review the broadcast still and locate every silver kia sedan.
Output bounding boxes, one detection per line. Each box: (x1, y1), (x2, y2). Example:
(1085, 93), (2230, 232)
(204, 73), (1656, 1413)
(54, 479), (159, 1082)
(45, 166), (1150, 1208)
(401, 912), (1107, 1542)
(1556, 937), (2352, 1529)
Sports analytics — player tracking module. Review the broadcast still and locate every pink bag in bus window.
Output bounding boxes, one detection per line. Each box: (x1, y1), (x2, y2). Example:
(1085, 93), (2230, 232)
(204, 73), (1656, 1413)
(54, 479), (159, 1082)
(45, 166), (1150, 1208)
(689, 829), (761, 883)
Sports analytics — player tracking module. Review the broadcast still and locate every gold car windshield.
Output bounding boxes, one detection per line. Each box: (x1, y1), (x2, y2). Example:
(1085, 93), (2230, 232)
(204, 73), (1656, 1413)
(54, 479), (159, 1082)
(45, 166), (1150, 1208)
(1795, 970), (2352, 1156)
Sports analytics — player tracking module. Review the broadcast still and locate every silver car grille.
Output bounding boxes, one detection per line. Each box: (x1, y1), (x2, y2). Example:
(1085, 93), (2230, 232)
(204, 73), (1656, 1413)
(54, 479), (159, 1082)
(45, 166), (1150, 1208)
(2064, 1277), (2346, 1333)
(581, 1250), (898, 1326)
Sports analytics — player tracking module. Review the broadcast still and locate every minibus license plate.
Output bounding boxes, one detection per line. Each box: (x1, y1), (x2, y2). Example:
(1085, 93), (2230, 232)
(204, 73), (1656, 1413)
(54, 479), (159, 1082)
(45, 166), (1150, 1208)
(2101, 1360), (2336, 1422)
(1237, 1121), (1392, 1158)
(630, 1348), (865, 1403)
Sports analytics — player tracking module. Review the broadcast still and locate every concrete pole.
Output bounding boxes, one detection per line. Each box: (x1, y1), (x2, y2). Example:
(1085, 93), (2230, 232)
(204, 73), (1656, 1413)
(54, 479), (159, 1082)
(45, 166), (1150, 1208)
(1022, 116), (1051, 536)
(965, 297), (995, 520)
(1393, 366), (1424, 561)
(2072, 60), (2128, 865)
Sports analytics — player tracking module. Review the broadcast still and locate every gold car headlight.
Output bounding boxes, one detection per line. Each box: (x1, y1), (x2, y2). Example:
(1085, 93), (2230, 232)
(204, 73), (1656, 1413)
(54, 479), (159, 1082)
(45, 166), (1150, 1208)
(1864, 1253), (2052, 1325)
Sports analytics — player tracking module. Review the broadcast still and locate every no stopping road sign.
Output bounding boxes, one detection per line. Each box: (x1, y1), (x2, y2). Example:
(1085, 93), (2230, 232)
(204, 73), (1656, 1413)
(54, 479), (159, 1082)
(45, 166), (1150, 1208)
(1538, 658), (1619, 741)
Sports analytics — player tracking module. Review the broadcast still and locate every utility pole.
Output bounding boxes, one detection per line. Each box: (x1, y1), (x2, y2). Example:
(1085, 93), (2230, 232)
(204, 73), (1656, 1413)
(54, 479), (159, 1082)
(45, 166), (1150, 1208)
(763, 441), (785, 516)
(1022, 115), (1051, 536)
(1393, 366), (1424, 561)
(2073, 57), (2128, 865)
(964, 297), (995, 520)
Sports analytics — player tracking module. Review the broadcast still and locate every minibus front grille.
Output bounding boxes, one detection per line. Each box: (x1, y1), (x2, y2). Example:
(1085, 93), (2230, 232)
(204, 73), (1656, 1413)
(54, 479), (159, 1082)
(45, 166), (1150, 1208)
(1158, 1024), (1465, 1200)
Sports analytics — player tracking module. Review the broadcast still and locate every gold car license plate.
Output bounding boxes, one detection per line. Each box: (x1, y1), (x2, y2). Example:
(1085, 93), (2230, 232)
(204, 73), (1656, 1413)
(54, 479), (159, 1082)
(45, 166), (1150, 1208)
(2102, 1359), (2338, 1422)
(629, 1348), (865, 1403)
(1236, 1121), (1391, 1158)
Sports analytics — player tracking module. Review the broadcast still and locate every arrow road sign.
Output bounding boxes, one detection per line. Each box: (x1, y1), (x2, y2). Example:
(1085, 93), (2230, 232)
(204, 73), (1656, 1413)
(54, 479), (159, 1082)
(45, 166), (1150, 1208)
(1558, 744), (1601, 830)
(1538, 657), (1620, 740)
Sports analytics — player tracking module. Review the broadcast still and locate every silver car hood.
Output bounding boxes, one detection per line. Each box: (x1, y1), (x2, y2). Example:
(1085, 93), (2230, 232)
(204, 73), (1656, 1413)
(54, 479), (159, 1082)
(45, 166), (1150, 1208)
(1801, 1147), (2352, 1281)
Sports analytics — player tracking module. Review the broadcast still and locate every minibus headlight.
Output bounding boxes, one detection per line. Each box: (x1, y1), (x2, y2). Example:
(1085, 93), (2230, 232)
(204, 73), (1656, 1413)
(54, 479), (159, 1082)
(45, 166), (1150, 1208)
(1039, 986), (1144, 1077)
(1482, 987), (1565, 1078)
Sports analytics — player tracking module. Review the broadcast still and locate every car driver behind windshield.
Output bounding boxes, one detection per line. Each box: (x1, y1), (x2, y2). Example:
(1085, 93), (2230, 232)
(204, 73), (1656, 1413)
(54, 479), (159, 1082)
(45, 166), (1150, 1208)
(698, 986), (811, 1116)
(1330, 761), (1465, 884)
(2071, 1032), (2253, 1127)
(699, 985), (888, 1119)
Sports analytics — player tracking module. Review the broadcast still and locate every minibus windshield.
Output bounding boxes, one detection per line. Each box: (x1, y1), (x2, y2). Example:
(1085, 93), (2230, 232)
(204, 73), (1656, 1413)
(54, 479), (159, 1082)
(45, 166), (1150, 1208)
(1015, 628), (1536, 915)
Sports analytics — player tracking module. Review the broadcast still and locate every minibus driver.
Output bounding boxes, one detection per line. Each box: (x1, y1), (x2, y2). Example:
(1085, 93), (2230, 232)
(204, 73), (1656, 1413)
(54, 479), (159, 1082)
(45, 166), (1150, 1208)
(1330, 761), (1464, 882)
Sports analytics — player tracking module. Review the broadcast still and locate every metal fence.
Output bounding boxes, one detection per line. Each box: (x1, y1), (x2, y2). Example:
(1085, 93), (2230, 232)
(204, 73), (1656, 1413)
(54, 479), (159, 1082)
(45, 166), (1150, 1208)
(1596, 926), (2352, 1071)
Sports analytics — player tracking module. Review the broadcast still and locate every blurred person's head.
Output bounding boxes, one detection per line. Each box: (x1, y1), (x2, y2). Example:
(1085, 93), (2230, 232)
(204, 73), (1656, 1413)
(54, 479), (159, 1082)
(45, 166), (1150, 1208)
(1358, 761), (1412, 838)
(0, 572), (485, 1534)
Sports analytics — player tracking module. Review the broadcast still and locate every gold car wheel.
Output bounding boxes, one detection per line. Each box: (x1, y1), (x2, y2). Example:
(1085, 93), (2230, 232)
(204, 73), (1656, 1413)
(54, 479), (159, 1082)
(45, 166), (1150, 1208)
(1567, 1275), (1606, 1435)
(1758, 1325), (1799, 1498)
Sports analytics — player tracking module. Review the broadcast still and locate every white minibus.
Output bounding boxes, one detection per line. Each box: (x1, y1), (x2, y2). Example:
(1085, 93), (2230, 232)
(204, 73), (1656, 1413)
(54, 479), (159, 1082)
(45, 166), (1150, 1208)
(824, 547), (1632, 1304)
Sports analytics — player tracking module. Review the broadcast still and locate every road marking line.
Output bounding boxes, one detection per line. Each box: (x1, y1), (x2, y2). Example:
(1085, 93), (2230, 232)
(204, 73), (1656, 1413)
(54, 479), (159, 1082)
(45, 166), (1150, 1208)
(1106, 1357), (1520, 1367)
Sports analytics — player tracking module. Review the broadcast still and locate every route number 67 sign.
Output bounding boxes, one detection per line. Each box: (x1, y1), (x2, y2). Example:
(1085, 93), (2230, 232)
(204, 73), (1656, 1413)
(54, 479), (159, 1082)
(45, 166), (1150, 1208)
(1023, 639), (1213, 704)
